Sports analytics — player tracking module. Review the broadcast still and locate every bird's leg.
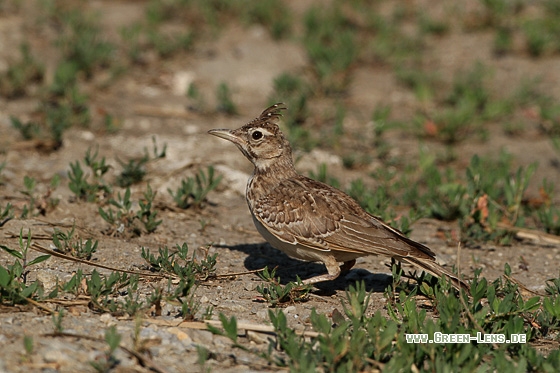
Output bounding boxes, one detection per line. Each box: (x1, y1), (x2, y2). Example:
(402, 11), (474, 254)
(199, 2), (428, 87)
(340, 259), (356, 273)
(302, 256), (341, 285)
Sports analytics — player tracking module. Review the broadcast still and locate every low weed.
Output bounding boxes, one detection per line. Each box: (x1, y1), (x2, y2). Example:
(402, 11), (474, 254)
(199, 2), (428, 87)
(243, 0), (292, 40)
(16, 174), (60, 218)
(0, 43), (44, 98)
(460, 154), (536, 245)
(255, 267), (312, 307)
(0, 203), (14, 226)
(116, 137), (166, 188)
(0, 229), (52, 305)
(523, 19), (558, 57)
(68, 147), (111, 202)
(371, 104), (398, 160)
(54, 7), (114, 77)
(142, 242), (216, 319)
(52, 225), (98, 260)
(208, 268), (560, 372)
(116, 157), (148, 188)
(90, 326), (121, 372)
(396, 67), (437, 103)
(303, 4), (358, 94)
(536, 179), (560, 235)
(10, 117), (41, 141)
(141, 242), (217, 281)
(62, 270), (146, 318)
(86, 270), (140, 314)
(147, 29), (195, 58)
(99, 184), (162, 236)
(168, 166), (222, 209)
(137, 184), (162, 233)
(418, 62), (496, 144)
(186, 82), (206, 112)
(20, 176), (37, 218)
(216, 82), (238, 115)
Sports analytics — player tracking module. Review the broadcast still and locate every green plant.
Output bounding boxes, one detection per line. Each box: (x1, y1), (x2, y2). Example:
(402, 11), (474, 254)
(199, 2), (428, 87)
(116, 136), (167, 187)
(187, 82), (205, 111)
(0, 43), (44, 98)
(494, 26), (513, 55)
(116, 157), (148, 187)
(85, 270), (139, 314)
(536, 179), (560, 235)
(40, 61), (92, 148)
(168, 166), (222, 209)
(137, 183), (162, 233)
(368, 9), (424, 66)
(256, 267), (312, 307)
(523, 20), (551, 57)
(396, 67), (436, 102)
(206, 313), (241, 345)
(23, 335), (34, 361)
(303, 4), (358, 94)
(539, 99), (560, 136)
(98, 187), (138, 236)
(122, 280), (145, 317)
(68, 148), (111, 202)
(141, 242), (217, 281)
(243, 0), (292, 40)
(119, 23), (143, 63)
(52, 309), (65, 334)
(0, 203), (14, 227)
(460, 154), (537, 245)
(371, 104), (398, 160)
(0, 229), (51, 305)
(20, 174), (60, 218)
(142, 242), (217, 320)
(62, 269), (85, 296)
(54, 7), (114, 77)
(52, 225), (98, 260)
(147, 29), (195, 58)
(90, 326), (121, 372)
(418, 12), (449, 36)
(206, 264), (560, 372)
(10, 117), (41, 140)
(44, 77), (91, 129)
(142, 243), (217, 320)
(20, 176), (37, 218)
(0, 162), (5, 183)
(216, 82), (237, 115)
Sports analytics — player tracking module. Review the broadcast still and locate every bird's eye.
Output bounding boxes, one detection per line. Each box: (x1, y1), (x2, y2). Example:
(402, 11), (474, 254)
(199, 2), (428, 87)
(251, 131), (263, 140)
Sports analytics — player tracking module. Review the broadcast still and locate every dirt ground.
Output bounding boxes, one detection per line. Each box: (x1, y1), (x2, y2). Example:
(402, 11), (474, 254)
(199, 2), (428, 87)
(1, 1), (560, 372)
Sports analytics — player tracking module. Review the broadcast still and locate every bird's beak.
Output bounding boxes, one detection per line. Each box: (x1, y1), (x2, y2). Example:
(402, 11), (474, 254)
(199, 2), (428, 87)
(208, 129), (241, 145)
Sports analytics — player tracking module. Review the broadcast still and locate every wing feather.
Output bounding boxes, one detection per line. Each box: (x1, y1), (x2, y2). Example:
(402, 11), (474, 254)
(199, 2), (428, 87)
(251, 176), (435, 260)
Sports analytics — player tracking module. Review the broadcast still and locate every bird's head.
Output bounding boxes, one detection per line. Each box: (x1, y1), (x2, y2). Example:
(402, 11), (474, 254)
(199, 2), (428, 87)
(208, 104), (293, 171)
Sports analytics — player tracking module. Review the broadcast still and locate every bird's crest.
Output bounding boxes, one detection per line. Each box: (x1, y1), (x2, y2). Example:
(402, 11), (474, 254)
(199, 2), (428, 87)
(248, 103), (286, 127)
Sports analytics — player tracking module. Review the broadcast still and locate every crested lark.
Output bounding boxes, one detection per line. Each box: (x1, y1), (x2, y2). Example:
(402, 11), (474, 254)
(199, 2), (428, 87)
(209, 104), (468, 291)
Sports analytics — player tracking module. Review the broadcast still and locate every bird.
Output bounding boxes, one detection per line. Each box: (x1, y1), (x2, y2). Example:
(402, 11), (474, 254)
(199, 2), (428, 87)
(208, 103), (468, 291)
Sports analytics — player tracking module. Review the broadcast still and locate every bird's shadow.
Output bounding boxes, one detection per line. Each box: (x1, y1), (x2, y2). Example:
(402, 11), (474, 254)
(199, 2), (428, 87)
(215, 242), (393, 294)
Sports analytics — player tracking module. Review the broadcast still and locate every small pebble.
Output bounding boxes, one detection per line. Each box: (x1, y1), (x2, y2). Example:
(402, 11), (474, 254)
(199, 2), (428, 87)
(99, 313), (116, 326)
(283, 306), (296, 314)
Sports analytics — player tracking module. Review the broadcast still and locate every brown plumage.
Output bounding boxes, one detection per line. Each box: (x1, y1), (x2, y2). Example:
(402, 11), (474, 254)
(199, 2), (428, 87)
(209, 104), (468, 291)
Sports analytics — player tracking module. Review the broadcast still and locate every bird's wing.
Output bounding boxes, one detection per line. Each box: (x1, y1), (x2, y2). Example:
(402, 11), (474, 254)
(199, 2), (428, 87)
(251, 176), (435, 260)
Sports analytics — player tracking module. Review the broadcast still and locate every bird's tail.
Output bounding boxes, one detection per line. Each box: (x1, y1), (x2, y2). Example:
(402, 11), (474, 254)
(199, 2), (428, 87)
(402, 256), (470, 294)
